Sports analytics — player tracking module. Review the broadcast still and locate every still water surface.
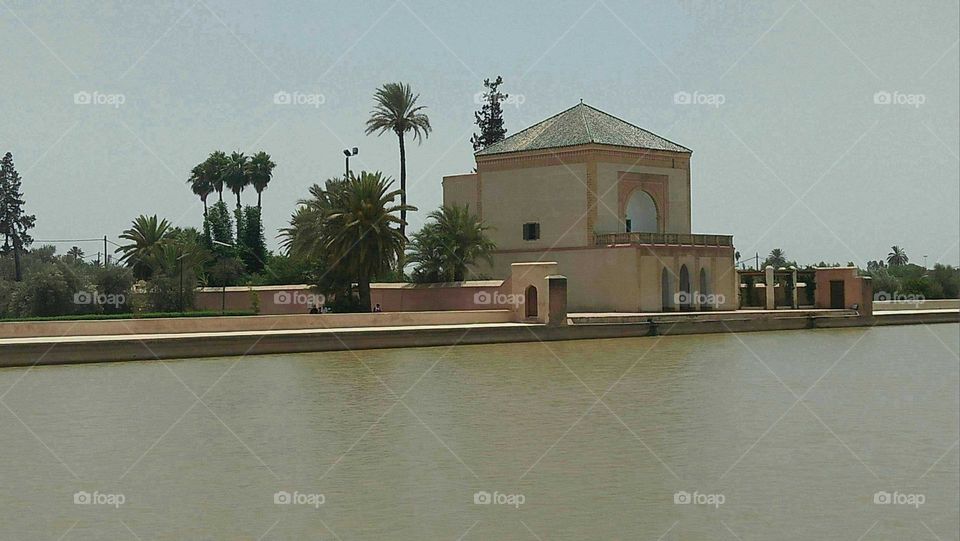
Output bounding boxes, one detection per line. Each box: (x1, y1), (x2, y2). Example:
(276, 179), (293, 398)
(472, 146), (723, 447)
(1, 324), (957, 539)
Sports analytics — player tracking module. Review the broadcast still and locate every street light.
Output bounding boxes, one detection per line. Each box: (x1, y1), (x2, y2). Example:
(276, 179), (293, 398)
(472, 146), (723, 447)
(177, 252), (192, 313)
(343, 147), (358, 178)
(211, 240), (234, 314)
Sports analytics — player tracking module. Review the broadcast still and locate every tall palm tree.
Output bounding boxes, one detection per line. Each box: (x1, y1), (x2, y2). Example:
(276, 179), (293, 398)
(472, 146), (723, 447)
(187, 164), (214, 217)
(206, 150), (229, 202)
(281, 171), (414, 311)
(224, 151), (249, 209)
(765, 248), (787, 268)
(115, 215), (173, 280)
(247, 151), (276, 209)
(408, 204), (495, 282)
(887, 246), (909, 266)
(364, 82), (431, 239)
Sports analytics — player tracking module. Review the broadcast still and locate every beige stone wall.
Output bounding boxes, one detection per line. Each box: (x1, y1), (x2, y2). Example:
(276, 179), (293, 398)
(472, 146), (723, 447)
(477, 163), (589, 250)
(441, 174), (478, 210)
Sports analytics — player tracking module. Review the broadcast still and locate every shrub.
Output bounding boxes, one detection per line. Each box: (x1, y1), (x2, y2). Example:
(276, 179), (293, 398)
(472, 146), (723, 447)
(9, 266), (75, 317)
(93, 266), (134, 314)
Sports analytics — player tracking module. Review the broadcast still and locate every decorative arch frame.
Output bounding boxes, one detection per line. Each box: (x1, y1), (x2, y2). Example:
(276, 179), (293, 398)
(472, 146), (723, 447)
(617, 172), (668, 233)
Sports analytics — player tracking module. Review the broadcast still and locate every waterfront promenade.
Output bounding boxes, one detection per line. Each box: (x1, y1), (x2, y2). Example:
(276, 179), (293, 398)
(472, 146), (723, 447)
(1, 307), (955, 368)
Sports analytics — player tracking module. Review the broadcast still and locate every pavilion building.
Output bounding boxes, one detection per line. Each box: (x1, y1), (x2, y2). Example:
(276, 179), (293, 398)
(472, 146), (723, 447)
(442, 102), (738, 312)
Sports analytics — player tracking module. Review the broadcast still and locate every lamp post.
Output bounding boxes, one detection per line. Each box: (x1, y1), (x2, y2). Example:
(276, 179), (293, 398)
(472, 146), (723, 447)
(177, 252), (191, 313)
(212, 240), (234, 314)
(343, 147), (358, 178)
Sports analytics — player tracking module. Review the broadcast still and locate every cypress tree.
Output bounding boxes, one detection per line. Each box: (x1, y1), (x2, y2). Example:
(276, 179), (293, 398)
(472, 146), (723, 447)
(0, 152), (36, 281)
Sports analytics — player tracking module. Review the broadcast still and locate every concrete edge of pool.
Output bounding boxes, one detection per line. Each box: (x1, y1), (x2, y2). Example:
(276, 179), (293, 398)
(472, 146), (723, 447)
(0, 309), (956, 368)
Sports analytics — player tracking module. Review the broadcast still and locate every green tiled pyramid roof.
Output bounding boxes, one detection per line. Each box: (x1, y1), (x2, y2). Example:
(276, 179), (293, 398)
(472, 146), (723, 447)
(475, 102), (691, 156)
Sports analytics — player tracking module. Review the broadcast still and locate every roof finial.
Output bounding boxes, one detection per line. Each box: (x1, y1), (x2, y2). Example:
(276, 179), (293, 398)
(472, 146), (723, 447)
(580, 98), (583, 104)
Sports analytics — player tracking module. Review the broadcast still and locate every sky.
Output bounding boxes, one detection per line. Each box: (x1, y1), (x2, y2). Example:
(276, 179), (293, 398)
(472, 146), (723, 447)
(1, 0), (958, 267)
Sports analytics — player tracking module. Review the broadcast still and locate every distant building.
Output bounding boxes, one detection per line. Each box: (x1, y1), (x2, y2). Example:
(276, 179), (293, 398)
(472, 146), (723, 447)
(443, 102), (737, 312)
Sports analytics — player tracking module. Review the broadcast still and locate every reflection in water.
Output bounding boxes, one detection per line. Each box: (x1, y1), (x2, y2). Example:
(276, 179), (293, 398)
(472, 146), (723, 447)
(0, 325), (957, 539)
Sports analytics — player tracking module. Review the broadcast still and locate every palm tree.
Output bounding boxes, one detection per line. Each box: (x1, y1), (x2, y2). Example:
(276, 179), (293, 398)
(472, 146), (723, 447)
(206, 150), (229, 202)
(224, 151), (249, 209)
(115, 215), (173, 280)
(765, 248), (787, 268)
(187, 164), (214, 217)
(281, 171), (414, 311)
(887, 246), (909, 266)
(408, 204), (495, 282)
(364, 82), (431, 239)
(247, 151), (276, 209)
(66, 246), (84, 261)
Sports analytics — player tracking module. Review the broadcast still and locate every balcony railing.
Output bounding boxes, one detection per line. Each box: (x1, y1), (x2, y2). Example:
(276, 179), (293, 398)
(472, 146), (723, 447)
(595, 232), (734, 247)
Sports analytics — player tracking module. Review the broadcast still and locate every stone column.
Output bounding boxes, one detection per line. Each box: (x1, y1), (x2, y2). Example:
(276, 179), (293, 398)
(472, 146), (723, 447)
(546, 275), (568, 326)
(765, 265), (775, 310)
(790, 267), (799, 309)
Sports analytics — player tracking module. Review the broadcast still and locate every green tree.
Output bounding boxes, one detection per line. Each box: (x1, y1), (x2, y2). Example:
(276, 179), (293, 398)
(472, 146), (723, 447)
(247, 151), (276, 210)
(281, 171), (413, 311)
(364, 82), (431, 240)
(66, 246), (85, 262)
(470, 76), (509, 151)
(408, 204), (495, 282)
(205, 201), (234, 251)
(239, 206), (266, 273)
(188, 163), (215, 217)
(225, 151), (249, 209)
(763, 248), (788, 268)
(0, 152), (36, 281)
(115, 215), (174, 280)
(887, 245), (908, 266)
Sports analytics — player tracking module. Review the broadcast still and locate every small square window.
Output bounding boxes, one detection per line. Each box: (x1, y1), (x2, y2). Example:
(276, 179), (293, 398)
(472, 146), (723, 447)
(522, 222), (540, 241)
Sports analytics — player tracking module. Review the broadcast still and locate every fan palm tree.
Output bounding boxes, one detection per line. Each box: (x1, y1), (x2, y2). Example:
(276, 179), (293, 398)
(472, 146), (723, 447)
(281, 171), (414, 311)
(765, 248), (787, 268)
(187, 164), (214, 217)
(115, 215), (173, 280)
(205, 150), (229, 202)
(247, 151), (276, 209)
(224, 151), (249, 209)
(408, 204), (495, 282)
(66, 246), (84, 261)
(364, 82), (431, 239)
(887, 246), (909, 266)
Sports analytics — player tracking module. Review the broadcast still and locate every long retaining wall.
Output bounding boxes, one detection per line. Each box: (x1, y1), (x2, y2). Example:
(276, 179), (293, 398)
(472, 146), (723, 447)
(1, 310), (955, 368)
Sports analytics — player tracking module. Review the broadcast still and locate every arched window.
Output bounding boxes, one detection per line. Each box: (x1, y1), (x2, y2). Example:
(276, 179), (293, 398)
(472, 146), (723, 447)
(699, 268), (710, 310)
(525, 285), (538, 318)
(625, 190), (658, 233)
(661, 268), (674, 311)
(679, 265), (692, 311)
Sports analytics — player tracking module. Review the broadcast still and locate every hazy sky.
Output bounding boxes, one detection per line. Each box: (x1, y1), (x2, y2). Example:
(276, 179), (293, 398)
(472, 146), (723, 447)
(2, 0), (958, 267)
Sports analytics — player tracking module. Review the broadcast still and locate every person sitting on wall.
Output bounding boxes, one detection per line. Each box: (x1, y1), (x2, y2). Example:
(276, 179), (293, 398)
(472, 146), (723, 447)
(309, 304), (319, 314)
(374, 303), (383, 312)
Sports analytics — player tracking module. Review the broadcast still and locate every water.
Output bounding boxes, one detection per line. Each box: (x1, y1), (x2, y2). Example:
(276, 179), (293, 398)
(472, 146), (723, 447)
(1, 324), (957, 540)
